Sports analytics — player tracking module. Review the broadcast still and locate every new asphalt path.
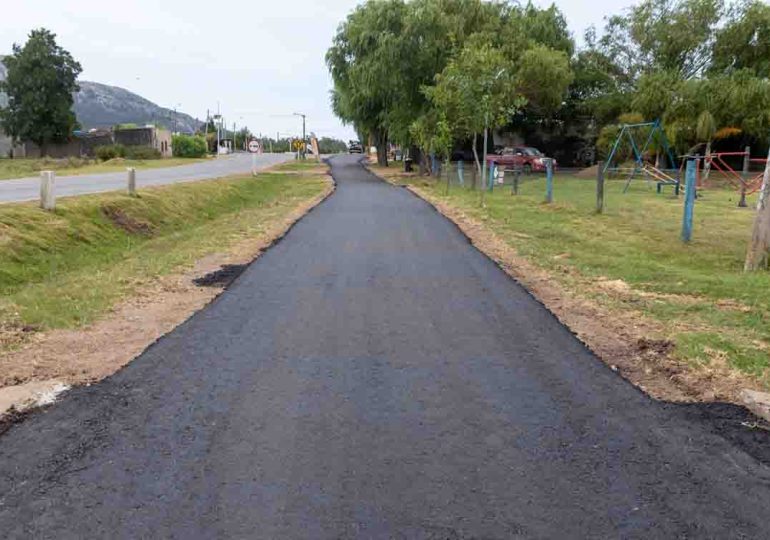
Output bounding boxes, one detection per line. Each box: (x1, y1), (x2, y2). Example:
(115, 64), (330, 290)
(1, 155), (769, 538)
(0, 152), (292, 203)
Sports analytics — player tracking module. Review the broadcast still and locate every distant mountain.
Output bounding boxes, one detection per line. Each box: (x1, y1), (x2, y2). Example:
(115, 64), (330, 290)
(73, 81), (201, 133)
(0, 58), (201, 133)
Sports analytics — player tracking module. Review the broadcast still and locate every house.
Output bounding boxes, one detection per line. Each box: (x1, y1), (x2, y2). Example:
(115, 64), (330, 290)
(10, 130), (113, 159)
(113, 125), (172, 157)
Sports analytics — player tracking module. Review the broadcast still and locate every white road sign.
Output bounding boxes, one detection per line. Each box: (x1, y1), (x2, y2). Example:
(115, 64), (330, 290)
(248, 140), (261, 153)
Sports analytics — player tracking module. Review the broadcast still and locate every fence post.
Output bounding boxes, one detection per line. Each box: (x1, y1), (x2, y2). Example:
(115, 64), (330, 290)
(457, 160), (464, 186)
(596, 160), (605, 213)
(127, 167), (137, 196)
(739, 146), (750, 208)
(445, 158), (450, 195)
(545, 158), (554, 203)
(681, 159), (697, 242)
(40, 171), (55, 211)
(512, 168), (520, 195)
(488, 161), (495, 192)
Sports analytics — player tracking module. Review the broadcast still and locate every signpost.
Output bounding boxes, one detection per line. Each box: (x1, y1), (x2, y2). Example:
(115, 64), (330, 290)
(248, 139), (262, 176)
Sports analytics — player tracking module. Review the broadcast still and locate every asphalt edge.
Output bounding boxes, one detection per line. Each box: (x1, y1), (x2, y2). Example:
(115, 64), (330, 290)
(362, 162), (770, 462)
(0, 165), (337, 432)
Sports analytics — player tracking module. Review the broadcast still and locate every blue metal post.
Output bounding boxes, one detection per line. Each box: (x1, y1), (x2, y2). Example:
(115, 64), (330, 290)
(458, 160), (464, 186)
(431, 153), (437, 176)
(681, 159), (697, 242)
(545, 158), (554, 203)
(488, 160), (495, 191)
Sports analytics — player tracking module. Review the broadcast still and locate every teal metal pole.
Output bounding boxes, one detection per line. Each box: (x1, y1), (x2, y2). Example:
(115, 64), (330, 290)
(545, 159), (554, 203)
(681, 159), (697, 242)
(488, 160), (495, 191)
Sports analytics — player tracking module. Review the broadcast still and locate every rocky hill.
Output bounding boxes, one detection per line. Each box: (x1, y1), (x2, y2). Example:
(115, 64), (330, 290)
(0, 58), (200, 133)
(73, 81), (201, 133)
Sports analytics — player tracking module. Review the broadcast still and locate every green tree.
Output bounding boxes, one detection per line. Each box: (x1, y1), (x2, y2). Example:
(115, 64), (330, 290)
(425, 39), (526, 175)
(711, 0), (770, 78)
(0, 29), (82, 156)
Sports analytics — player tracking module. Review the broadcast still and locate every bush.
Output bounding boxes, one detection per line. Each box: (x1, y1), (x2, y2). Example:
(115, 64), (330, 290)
(172, 134), (208, 158)
(123, 146), (161, 160)
(95, 144), (126, 161)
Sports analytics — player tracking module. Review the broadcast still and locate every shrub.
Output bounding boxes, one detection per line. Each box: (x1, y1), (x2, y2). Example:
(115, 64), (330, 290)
(95, 144), (126, 161)
(172, 134), (208, 158)
(123, 146), (161, 160)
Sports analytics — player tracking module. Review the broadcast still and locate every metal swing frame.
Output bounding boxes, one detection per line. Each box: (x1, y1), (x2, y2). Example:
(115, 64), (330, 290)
(603, 120), (680, 193)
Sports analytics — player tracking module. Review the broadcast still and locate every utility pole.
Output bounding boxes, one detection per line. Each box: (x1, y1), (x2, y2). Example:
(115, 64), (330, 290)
(294, 113), (306, 159)
(233, 122), (237, 152)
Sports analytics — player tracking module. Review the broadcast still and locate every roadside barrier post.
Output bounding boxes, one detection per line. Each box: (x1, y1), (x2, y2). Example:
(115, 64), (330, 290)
(40, 171), (55, 211)
(127, 167), (137, 196)
(512, 168), (520, 195)
(545, 158), (554, 203)
(457, 160), (464, 186)
(681, 159), (697, 242)
(740, 146), (750, 208)
(596, 161), (605, 214)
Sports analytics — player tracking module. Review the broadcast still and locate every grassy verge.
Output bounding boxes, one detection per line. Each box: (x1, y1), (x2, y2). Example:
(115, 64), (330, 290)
(371, 162), (770, 394)
(0, 156), (208, 181)
(0, 161), (329, 335)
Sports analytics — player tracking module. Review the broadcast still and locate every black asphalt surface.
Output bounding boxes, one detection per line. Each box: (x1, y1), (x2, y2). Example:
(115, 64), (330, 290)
(1, 155), (770, 538)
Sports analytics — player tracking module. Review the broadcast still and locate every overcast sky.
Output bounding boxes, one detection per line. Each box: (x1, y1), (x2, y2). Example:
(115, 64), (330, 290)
(2, 0), (636, 141)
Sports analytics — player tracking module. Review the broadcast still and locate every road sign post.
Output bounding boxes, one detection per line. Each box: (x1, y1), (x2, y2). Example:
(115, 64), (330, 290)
(248, 139), (261, 176)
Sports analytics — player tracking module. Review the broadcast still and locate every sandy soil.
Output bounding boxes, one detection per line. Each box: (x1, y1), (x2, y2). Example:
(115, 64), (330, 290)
(0, 177), (334, 414)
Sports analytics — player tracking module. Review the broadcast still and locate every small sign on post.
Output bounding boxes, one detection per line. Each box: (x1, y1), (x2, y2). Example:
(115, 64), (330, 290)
(127, 167), (137, 196)
(40, 171), (55, 211)
(248, 139), (262, 176)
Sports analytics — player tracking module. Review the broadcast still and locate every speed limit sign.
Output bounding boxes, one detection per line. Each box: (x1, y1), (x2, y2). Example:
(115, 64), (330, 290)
(248, 139), (261, 153)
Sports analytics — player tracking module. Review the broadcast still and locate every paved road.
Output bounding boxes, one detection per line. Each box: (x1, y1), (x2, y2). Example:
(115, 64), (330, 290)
(1, 155), (769, 538)
(0, 152), (292, 203)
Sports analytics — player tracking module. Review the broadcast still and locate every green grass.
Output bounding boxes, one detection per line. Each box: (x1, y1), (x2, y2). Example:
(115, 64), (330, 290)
(0, 163), (327, 332)
(406, 171), (770, 380)
(0, 156), (208, 181)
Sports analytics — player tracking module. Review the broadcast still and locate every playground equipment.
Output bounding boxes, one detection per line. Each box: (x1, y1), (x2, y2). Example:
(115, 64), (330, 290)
(701, 150), (767, 206)
(603, 120), (680, 194)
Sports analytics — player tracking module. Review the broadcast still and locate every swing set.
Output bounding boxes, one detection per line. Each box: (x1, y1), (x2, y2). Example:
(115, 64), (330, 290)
(603, 120), (681, 194)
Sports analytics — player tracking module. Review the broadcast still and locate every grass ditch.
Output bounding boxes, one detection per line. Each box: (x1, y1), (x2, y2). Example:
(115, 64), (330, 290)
(0, 160), (329, 340)
(0, 156), (208, 181)
(371, 162), (770, 399)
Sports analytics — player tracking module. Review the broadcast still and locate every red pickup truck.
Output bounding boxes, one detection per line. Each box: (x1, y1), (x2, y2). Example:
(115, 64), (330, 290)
(485, 146), (557, 174)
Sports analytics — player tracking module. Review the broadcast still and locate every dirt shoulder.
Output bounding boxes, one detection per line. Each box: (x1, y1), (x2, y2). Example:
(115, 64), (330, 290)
(0, 171), (334, 415)
(368, 162), (767, 409)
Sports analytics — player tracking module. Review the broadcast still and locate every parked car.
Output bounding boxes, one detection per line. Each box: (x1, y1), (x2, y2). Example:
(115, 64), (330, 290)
(485, 146), (557, 174)
(348, 141), (363, 154)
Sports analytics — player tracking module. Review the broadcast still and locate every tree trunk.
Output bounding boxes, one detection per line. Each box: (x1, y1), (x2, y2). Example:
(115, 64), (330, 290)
(39, 141), (48, 159)
(373, 128), (388, 167)
(702, 140), (712, 181)
(745, 146), (770, 271)
(472, 132), (482, 176)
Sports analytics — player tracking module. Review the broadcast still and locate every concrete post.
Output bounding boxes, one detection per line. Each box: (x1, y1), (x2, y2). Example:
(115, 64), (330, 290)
(545, 159), (554, 203)
(127, 167), (137, 196)
(40, 171), (55, 211)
